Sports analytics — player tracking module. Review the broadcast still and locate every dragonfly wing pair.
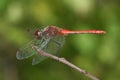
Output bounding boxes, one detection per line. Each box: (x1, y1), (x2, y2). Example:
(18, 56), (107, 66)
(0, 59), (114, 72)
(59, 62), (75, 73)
(16, 35), (65, 65)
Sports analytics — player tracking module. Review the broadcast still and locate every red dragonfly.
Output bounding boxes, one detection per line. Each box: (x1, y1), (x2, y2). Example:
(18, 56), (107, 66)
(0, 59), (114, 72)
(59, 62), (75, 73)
(16, 26), (106, 65)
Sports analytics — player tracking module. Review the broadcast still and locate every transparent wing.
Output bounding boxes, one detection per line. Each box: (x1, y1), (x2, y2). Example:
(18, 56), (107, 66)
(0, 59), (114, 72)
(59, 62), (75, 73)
(32, 54), (47, 65)
(16, 39), (41, 60)
(32, 35), (65, 65)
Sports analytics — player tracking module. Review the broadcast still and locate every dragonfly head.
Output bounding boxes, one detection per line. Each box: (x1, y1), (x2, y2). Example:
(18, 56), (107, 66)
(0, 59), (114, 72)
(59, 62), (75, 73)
(34, 29), (42, 39)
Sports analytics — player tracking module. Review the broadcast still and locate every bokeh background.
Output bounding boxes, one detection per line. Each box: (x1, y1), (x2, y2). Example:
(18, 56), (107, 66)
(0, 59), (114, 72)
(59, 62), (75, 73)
(0, 0), (119, 80)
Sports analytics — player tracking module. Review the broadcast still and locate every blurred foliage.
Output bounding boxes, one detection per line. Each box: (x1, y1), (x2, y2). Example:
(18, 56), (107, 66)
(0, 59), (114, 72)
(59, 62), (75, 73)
(0, 0), (120, 80)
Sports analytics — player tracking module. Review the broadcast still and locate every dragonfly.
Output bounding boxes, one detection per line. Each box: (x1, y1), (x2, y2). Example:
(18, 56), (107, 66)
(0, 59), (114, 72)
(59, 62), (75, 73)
(16, 26), (106, 65)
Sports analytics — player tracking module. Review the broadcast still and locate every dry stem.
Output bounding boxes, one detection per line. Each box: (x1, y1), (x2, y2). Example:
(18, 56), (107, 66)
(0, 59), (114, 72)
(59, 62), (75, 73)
(32, 45), (99, 80)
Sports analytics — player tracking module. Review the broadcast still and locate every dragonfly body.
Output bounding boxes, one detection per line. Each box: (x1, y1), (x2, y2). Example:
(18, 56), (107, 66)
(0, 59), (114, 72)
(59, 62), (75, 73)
(16, 26), (105, 65)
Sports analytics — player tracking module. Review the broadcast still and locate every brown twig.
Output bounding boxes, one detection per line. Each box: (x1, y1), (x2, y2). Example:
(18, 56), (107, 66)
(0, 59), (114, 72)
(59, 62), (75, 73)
(32, 45), (100, 80)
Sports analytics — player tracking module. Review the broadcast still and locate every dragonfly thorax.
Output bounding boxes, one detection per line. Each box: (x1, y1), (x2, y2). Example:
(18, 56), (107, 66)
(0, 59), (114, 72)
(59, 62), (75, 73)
(34, 26), (62, 39)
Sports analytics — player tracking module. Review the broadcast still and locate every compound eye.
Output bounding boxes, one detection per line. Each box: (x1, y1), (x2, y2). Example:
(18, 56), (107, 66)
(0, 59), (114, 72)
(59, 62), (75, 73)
(34, 29), (41, 38)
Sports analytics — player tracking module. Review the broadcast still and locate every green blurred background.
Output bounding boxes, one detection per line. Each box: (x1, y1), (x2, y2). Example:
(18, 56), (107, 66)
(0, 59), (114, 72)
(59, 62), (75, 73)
(0, 0), (119, 80)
